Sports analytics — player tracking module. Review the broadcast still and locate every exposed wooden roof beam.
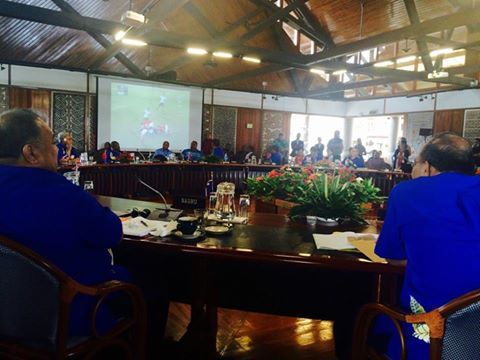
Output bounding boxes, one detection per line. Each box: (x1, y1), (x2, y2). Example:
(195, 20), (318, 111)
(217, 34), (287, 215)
(0, 0), (121, 34)
(248, 0), (331, 46)
(273, 22), (301, 94)
(49, 0), (144, 77)
(230, 0), (307, 46)
(423, 35), (465, 48)
(151, 7), (268, 75)
(89, 0), (191, 69)
(403, 0), (434, 73)
(208, 64), (290, 86)
(305, 7), (480, 65)
(184, 2), (219, 37)
(284, 0), (334, 48)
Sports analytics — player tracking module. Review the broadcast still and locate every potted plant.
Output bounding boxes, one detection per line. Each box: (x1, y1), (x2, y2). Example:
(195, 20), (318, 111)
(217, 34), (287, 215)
(246, 166), (383, 225)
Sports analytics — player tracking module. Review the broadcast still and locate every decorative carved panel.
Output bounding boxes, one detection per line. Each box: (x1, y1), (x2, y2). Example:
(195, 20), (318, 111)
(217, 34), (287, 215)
(463, 109), (480, 144)
(0, 86), (7, 114)
(213, 106), (237, 151)
(88, 95), (97, 151)
(261, 111), (290, 153)
(53, 92), (86, 151)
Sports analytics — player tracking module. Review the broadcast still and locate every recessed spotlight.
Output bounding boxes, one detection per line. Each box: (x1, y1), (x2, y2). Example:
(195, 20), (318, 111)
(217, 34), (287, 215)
(213, 51), (233, 58)
(243, 56), (261, 63)
(121, 38), (147, 46)
(187, 47), (208, 55)
(114, 30), (126, 41)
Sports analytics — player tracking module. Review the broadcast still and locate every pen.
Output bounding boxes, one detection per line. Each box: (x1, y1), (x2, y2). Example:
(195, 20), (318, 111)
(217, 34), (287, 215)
(140, 220), (148, 227)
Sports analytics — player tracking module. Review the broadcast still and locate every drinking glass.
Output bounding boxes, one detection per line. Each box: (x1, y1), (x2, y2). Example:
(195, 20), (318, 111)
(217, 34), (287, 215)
(83, 180), (94, 194)
(238, 194), (250, 219)
(194, 208), (206, 229)
(208, 192), (217, 216)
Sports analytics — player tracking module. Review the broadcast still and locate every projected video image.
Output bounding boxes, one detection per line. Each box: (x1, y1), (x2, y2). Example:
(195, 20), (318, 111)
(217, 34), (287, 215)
(110, 82), (190, 150)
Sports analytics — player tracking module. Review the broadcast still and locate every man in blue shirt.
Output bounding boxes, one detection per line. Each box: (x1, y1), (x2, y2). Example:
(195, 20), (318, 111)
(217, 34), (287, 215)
(374, 133), (480, 359)
(182, 140), (202, 161)
(0, 109), (124, 336)
(154, 140), (173, 159)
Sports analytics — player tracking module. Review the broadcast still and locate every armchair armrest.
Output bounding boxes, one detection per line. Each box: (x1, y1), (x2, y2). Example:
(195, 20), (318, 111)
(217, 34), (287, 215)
(352, 303), (409, 360)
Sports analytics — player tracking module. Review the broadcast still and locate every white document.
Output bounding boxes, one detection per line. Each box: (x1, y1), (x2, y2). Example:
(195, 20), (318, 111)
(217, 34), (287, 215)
(313, 232), (378, 250)
(122, 217), (177, 237)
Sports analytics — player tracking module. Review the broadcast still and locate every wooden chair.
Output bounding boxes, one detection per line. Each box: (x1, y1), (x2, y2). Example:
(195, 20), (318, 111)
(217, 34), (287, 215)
(352, 289), (480, 360)
(0, 236), (147, 359)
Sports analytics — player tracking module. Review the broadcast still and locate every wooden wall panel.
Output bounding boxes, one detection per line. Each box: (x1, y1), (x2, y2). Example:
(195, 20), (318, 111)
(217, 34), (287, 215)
(8, 87), (51, 124)
(236, 108), (262, 154)
(434, 110), (464, 135)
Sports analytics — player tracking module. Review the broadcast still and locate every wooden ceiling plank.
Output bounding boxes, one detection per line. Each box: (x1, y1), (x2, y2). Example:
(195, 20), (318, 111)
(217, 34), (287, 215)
(49, 0), (144, 77)
(403, 0), (434, 73)
(184, 2), (219, 37)
(285, 0), (333, 48)
(151, 7), (268, 75)
(231, 0), (307, 46)
(89, 0), (191, 70)
(248, 0), (329, 46)
(305, 7), (480, 65)
(0, 0), (120, 34)
(273, 22), (301, 94)
(208, 64), (289, 86)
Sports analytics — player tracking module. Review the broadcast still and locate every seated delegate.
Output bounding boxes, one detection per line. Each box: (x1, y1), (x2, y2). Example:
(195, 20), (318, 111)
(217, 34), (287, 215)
(182, 140), (202, 161)
(0, 109), (169, 355)
(56, 130), (79, 165)
(154, 140), (173, 160)
(374, 133), (480, 359)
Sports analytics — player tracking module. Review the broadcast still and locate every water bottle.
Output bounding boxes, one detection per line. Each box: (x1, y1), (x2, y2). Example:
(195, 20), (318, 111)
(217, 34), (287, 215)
(251, 155), (257, 165)
(224, 152), (229, 162)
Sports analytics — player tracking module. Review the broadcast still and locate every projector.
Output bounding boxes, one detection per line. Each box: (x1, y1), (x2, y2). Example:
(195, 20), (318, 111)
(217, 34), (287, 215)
(121, 10), (147, 26)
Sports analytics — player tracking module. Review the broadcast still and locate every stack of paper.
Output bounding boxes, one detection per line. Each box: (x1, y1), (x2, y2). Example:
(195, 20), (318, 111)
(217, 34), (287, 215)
(122, 217), (177, 237)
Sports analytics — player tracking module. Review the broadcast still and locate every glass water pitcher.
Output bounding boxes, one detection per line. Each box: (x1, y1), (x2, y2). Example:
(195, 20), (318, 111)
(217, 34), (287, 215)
(214, 182), (236, 221)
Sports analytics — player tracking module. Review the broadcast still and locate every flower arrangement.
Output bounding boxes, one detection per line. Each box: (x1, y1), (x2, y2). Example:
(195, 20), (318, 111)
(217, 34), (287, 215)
(246, 166), (383, 224)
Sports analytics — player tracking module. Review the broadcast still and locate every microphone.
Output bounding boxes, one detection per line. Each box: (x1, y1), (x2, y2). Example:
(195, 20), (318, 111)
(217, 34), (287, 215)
(137, 177), (170, 218)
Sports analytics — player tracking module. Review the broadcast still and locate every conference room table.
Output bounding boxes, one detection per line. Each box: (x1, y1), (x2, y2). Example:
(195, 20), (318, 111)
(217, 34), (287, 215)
(98, 195), (404, 357)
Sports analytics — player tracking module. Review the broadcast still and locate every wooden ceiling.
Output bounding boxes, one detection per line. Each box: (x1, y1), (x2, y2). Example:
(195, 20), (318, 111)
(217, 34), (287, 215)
(1, 0), (480, 99)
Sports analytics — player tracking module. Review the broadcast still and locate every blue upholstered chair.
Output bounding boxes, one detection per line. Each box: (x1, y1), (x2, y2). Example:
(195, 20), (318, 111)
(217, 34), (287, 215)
(352, 289), (480, 360)
(0, 236), (147, 359)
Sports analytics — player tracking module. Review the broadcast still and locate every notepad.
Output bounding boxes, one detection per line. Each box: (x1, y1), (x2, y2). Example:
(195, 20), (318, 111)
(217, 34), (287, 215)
(313, 232), (358, 250)
(122, 217), (176, 237)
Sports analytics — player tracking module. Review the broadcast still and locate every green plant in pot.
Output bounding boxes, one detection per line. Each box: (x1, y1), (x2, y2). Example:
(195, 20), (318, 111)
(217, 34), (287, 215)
(246, 166), (383, 225)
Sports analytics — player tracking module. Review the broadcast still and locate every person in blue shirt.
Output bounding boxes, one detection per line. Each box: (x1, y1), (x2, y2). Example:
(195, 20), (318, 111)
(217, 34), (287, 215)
(270, 145), (282, 165)
(343, 147), (365, 168)
(212, 138), (225, 159)
(154, 140), (173, 160)
(56, 130), (79, 165)
(182, 140), (202, 161)
(0, 109), (169, 354)
(373, 133), (480, 359)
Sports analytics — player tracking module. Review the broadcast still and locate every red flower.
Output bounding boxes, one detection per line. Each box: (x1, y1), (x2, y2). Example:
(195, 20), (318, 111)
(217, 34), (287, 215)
(268, 170), (281, 178)
(256, 176), (264, 181)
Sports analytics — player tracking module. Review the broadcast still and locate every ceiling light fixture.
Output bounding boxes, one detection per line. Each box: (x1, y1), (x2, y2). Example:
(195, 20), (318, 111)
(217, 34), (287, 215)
(212, 51), (233, 58)
(121, 10), (147, 26)
(374, 60), (394, 67)
(114, 30), (126, 41)
(121, 38), (147, 46)
(430, 48), (454, 57)
(243, 56), (261, 63)
(187, 47), (208, 55)
(396, 56), (416, 64)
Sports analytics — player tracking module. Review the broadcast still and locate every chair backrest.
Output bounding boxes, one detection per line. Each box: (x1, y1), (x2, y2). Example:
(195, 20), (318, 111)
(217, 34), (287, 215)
(441, 300), (480, 360)
(0, 240), (60, 347)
